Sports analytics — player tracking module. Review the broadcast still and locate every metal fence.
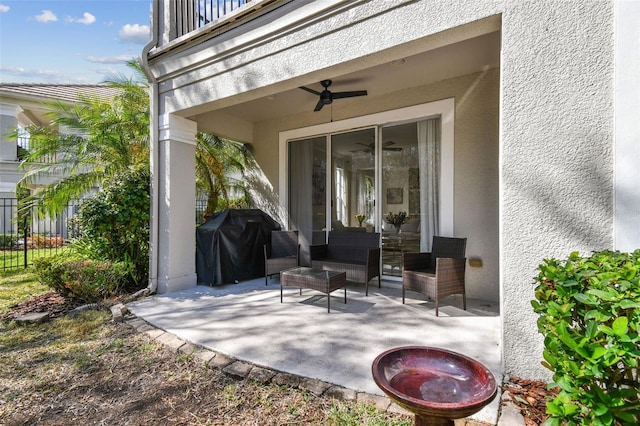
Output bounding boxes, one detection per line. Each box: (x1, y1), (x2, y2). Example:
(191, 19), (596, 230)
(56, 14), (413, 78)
(196, 198), (208, 224)
(1, 196), (215, 271)
(0, 198), (83, 271)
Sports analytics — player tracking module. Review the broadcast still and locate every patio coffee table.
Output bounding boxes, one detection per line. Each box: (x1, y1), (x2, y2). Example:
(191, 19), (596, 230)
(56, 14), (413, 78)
(280, 267), (347, 313)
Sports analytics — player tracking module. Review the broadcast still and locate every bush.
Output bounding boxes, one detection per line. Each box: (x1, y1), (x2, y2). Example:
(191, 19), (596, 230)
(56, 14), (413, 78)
(532, 250), (640, 425)
(75, 168), (149, 287)
(0, 234), (19, 250)
(34, 256), (133, 303)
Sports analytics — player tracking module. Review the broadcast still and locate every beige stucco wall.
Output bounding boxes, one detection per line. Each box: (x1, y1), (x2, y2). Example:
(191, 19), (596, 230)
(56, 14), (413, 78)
(251, 68), (500, 303)
(149, 0), (622, 381)
(500, 1), (614, 380)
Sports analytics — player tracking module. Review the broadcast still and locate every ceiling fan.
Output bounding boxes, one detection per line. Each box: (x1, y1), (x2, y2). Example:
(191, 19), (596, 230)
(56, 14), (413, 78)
(351, 141), (402, 154)
(299, 79), (367, 112)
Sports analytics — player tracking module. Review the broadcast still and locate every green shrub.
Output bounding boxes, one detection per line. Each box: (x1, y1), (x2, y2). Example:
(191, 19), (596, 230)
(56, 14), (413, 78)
(0, 234), (19, 250)
(532, 250), (640, 426)
(34, 256), (133, 303)
(75, 168), (149, 288)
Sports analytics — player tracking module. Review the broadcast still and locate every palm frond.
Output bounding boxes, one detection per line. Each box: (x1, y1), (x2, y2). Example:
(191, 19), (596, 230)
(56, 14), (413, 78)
(15, 60), (150, 217)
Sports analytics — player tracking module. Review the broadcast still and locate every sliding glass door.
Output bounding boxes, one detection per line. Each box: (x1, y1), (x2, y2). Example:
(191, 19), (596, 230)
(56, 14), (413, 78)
(287, 117), (441, 276)
(330, 128), (376, 231)
(288, 136), (326, 265)
(380, 118), (440, 276)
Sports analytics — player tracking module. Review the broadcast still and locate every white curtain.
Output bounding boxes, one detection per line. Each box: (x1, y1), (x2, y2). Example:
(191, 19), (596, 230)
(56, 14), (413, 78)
(289, 140), (313, 265)
(417, 118), (440, 251)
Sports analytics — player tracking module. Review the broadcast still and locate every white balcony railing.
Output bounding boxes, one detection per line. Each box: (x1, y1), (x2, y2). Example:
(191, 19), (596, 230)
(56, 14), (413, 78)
(173, 0), (255, 38)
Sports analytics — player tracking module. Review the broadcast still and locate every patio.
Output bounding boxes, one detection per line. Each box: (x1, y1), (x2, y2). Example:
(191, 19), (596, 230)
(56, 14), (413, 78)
(127, 277), (502, 422)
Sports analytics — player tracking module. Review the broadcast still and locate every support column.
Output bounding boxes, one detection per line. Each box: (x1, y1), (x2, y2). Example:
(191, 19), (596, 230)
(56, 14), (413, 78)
(155, 113), (197, 293)
(0, 103), (20, 162)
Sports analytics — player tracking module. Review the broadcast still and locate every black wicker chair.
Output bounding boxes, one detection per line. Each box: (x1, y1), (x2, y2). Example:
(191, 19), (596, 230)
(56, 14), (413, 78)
(264, 230), (299, 285)
(402, 236), (467, 316)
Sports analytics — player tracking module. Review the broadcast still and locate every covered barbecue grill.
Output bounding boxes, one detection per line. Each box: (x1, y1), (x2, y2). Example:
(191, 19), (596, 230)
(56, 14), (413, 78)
(196, 209), (281, 285)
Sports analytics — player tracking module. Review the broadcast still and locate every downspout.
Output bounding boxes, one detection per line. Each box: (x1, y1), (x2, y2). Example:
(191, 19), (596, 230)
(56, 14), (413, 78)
(140, 0), (159, 294)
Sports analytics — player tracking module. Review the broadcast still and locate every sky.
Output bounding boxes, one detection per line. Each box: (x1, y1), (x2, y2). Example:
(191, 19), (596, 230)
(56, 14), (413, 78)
(0, 0), (152, 84)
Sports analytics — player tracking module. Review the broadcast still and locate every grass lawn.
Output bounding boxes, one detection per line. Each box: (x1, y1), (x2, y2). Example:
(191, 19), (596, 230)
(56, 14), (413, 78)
(0, 247), (69, 271)
(0, 269), (48, 315)
(0, 269), (412, 425)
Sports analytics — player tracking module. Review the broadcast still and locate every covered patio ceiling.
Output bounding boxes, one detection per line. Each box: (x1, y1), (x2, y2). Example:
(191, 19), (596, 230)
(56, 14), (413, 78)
(211, 30), (501, 125)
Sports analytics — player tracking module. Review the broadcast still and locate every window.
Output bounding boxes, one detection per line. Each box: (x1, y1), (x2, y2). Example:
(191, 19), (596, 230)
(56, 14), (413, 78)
(281, 99), (455, 274)
(335, 167), (347, 223)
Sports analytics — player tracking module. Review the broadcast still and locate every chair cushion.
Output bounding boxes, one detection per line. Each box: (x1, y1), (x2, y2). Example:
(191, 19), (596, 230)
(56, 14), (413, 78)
(406, 270), (435, 278)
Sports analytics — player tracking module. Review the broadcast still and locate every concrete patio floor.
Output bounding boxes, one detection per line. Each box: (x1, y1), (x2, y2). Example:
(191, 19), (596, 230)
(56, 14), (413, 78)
(127, 277), (503, 424)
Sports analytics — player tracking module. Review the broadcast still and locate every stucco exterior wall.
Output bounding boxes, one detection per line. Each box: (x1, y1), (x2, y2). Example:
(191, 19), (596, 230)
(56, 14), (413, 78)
(151, 0), (502, 116)
(149, 0), (620, 381)
(500, 1), (614, 379)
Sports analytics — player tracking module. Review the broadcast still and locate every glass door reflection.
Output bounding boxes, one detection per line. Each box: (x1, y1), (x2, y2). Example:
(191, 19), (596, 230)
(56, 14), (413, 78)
(288, 136), (326, 265)
(380, 119), (440, 277)
(330, 128), (376, 232)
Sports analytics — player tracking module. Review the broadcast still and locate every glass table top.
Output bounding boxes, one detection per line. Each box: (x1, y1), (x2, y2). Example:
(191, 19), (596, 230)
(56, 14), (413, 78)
(282, 267), (344, 279)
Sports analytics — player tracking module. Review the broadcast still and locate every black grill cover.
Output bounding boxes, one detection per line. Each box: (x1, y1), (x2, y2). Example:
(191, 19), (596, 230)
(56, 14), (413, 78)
(196, 209), (281, 285)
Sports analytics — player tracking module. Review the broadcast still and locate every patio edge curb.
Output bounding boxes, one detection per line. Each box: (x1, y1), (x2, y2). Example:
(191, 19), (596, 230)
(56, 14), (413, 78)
(123, 312), (501, 425)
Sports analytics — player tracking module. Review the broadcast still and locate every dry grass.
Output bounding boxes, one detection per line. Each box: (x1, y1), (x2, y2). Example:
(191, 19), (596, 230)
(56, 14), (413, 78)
(0, 270), (412, 426)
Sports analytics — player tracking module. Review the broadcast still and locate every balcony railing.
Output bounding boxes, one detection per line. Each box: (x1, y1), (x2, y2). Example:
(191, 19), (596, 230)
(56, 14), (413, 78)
(173, 0), (282, 39)
(16, 135), (56, 164)
(174, 0), (252, 38)
(201, 0), (252, 25)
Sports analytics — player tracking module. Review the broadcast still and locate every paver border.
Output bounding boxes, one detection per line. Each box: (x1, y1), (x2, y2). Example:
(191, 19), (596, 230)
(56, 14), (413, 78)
(122, 312), (506, 425)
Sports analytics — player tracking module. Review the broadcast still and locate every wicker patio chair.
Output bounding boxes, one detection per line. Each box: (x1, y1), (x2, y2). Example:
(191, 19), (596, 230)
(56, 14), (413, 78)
(402, 236), (467, 316)
(310, 231), (381, 295)
(264, 230), (299, 285)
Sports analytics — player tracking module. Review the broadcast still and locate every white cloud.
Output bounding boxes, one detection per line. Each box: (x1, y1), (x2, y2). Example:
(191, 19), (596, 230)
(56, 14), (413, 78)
(90, 65), (119, 75)
(0, 66), (65, 82)
(86, 54), (137, 64)
(68, 12), (96, 25)
(0, 4), (10, 13)
(35, 10), (57, 23)
(0, 65), (118, 84)
(118, 24), (150, 44)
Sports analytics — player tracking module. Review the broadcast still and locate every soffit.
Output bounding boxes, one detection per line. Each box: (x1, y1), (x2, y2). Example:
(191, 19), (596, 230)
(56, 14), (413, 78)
(216, 30), (501, 124)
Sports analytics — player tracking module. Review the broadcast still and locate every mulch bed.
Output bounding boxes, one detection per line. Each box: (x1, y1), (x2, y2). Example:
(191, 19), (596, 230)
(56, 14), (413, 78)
(1, 291), (85, 322)
(502, 376), (559, 426)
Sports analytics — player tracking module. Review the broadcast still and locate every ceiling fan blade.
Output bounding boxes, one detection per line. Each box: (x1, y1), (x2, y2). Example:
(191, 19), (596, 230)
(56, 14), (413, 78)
(332, 90), (368, 99)
(302, 80), (367, 111)
(382, 140), (396, 147)
(299, 86), (322, 96)
(383, 147), (402, 151)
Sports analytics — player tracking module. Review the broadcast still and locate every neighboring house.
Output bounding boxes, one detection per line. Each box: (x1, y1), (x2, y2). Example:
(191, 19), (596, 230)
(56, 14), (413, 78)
(0, 84), (120, 235)
(141, 0), (639, 382)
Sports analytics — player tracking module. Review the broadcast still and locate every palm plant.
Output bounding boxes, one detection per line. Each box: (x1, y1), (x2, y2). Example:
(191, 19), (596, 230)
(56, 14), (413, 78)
(14, 60), (150, 217)
(195, 132), (251, 219)
(13, 59), (250, 221)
